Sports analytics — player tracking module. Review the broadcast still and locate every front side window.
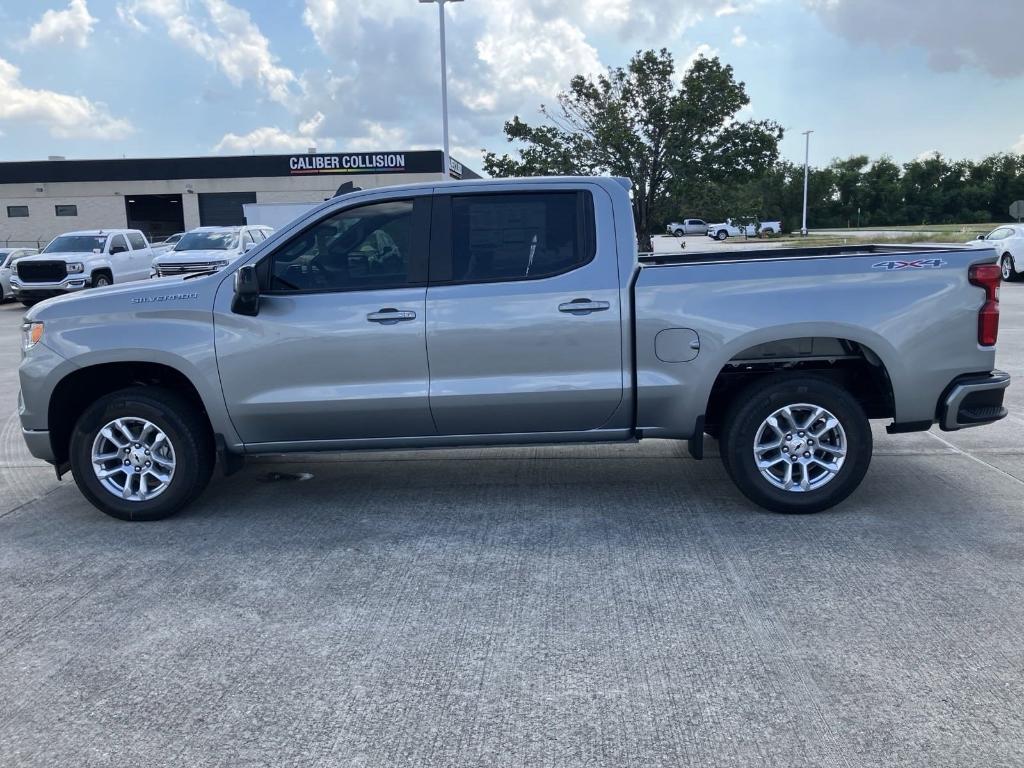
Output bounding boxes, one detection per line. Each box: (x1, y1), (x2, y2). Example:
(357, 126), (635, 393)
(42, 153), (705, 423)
(987, 227), (1013, 240)
(268, 200), (414, 293)
(174, 231), (238, 251)
(109, 234), (128, 253)
(446, 192), (593, 284)
(127, 232), (147, 250)
(43, 235), (106, 253)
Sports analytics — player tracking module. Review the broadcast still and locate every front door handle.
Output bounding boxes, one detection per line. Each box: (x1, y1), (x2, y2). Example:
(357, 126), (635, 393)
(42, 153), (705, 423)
(367, 308), (417, 324)
(558, 299), (611, 315)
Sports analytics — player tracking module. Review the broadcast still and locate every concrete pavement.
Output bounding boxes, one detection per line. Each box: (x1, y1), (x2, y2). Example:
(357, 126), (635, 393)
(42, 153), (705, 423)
(1, 280), (1023, 767)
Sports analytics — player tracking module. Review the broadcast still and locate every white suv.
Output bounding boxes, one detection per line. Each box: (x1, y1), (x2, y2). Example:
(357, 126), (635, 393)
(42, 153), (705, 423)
(11, 229), (152, 306)
(151, 225), (273, 278)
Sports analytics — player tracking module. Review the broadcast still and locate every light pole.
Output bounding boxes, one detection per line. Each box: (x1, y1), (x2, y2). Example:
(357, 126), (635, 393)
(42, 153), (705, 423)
(800, 129), (813, 236)
(420, 0), (463, 179)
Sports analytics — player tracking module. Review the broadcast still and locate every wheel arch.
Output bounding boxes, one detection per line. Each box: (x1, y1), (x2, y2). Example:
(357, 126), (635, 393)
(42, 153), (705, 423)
(702, 333), (897, 436)
(47, 361), (215, 466)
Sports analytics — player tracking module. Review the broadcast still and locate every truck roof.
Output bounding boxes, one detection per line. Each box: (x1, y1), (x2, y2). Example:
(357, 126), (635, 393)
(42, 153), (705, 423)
(58, 229), (142, 236)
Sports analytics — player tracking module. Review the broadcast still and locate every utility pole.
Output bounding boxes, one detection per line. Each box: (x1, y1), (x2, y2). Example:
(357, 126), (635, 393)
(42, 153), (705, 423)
(420, 0), (463, 178)
(801, 130), (813, 236)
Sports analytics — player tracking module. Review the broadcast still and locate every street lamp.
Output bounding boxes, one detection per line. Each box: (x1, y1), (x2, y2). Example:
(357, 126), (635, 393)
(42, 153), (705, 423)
(420, 0), (463, 179)
(800, 129), (813, 236)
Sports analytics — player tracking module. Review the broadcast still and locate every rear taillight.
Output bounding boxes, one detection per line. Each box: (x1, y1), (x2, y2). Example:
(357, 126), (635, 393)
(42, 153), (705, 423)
(969, 263), (1001, 346)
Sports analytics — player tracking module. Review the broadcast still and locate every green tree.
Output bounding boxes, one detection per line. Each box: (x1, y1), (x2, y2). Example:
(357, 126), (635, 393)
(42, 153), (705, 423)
(482, 49), (783, 250)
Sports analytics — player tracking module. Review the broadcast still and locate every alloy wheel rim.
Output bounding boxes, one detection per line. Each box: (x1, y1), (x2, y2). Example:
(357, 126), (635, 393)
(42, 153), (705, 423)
(1002, 258), (1012, 280)
(752, 403), (847, 492)
(91, 417), (176, 501)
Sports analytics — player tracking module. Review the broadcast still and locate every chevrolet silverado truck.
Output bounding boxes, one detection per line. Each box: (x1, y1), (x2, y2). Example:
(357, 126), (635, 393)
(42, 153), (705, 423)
(18, 177), (1009, 521)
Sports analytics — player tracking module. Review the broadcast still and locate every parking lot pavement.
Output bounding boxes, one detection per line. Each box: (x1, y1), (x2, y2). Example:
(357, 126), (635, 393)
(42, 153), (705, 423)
(2, 287), (1024, 767)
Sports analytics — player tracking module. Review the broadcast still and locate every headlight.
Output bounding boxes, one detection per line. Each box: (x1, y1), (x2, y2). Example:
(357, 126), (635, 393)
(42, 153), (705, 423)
(67, 262), (84, 274)
(21, 322), (44, 352)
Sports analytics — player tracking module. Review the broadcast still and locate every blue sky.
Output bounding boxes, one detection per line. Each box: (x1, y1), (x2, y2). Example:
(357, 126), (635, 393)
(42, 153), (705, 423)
(0, 0), (1021, 172)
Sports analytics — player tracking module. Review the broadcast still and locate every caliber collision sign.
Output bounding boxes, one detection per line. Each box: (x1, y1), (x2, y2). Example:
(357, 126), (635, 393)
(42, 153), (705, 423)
(289, 153), (408, 175)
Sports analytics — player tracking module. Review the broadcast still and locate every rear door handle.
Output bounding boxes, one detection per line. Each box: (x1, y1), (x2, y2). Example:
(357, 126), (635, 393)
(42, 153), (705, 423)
(558, 299), (611, 315)
(367, 308), (417, 324)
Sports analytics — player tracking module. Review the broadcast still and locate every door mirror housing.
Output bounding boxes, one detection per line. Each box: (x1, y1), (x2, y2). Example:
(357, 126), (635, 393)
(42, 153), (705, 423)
(232, 264), (260, 316)
(977, 234), (986, 240)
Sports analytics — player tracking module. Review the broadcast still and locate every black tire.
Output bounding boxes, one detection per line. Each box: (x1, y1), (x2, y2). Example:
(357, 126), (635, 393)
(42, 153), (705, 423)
(69, 387), (214, 521)
(20, 299), (38, 307)
(1000, 254), (1017, 283)
(91, 272), (112, 288)
(673, 229), (684, 237)
(715, 230), (728, 241)
(720, 375), (872, 514)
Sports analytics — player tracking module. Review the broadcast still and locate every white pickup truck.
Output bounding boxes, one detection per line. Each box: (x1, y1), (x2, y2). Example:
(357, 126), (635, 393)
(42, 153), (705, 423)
(707, 218), (782, 240)
(10, 229), (154, 306)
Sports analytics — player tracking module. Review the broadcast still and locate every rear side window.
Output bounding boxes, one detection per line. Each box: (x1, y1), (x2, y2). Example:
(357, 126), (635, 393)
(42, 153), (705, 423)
(127, 232), (147, 250)
(440, 192), (595, 285)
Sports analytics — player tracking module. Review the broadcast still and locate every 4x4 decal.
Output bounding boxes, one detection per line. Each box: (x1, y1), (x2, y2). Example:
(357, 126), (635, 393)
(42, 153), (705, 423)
(872, 258), (946, 271)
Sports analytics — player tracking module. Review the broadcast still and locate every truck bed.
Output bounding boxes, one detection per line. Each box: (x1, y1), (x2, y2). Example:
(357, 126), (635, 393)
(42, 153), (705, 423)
(638, 243), (976, 267)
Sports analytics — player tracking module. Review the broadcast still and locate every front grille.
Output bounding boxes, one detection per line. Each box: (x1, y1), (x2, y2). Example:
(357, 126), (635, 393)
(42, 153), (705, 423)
(17, 261), (68, 283)
(155, 261), (224, 277)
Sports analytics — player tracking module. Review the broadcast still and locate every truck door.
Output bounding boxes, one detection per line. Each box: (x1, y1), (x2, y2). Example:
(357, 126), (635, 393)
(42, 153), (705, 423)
(107, 234), (130, 281)
(213, 196), (436, 445)
(425, 188), (623, 435)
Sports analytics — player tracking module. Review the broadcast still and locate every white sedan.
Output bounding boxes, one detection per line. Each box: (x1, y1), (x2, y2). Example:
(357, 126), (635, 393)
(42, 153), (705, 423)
(970, 224), (1024, 282)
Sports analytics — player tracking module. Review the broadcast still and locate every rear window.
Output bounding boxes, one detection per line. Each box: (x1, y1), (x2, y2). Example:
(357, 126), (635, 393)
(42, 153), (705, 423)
(127, 232), (147, 250)
(445, 192), (595, 284)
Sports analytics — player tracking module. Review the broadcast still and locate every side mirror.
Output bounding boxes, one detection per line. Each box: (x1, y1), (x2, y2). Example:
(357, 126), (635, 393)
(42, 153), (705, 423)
(232, 264), (260, 316)
(110, 245), (128, 254)
(977, 235), (986, 240)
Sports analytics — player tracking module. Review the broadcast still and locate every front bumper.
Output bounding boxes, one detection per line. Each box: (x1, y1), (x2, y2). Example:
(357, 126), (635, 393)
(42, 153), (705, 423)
(11, 276), (88, 299)
(21, 428), (55, 462)
(938, 370), (1010, 431)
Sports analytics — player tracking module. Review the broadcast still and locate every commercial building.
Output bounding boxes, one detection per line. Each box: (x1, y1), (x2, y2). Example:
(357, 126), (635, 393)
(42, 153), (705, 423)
(0, 150), (478, 246)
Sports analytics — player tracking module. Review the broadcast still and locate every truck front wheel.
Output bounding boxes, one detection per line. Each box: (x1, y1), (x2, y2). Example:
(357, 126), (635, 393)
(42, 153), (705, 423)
(69, 387), (214, 521)
(715, 230), (728, 241)
(720, 376), (872, 513)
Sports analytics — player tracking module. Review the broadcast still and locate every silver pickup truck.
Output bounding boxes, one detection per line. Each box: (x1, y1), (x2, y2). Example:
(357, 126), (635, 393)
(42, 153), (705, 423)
(18, 177), (1009, 521)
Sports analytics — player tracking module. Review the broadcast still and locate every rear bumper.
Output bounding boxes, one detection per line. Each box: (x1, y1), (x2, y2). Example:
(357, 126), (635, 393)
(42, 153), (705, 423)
(938, 370), (1010, 431)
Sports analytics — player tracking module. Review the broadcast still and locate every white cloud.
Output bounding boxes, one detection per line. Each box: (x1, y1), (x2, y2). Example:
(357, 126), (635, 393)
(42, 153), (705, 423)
(1011, 135), (1024, 155)
(807, 0), (1024, 77)
(118, 0), (297, 104)
(25, 0), (97, 48)
(731, 25), (747, 46)
(681, 43), (720, 75)
(914, 149), (940, 162)
(0, 57), (133, 139)
(212, 119), (336, 154)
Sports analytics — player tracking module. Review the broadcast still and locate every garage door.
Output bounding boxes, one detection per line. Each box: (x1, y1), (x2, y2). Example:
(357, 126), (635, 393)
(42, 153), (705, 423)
(198, 192), (257, 226)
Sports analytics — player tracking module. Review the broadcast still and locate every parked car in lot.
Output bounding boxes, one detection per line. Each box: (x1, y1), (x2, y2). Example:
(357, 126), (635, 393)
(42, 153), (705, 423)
(18, 177), (1009, 521)
(967, 224), (1024, 282)
(150, 225), (273, 278)
(666, 219), (707, 237)
(150, 232), (185, 254)
(0, 247), (38, 303)
(707, 218), (782, 240)
(10, 229), (152, 306)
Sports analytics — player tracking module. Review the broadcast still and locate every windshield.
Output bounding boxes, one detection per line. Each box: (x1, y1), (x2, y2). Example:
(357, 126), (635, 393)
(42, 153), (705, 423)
(43, 235), (107, 254)
(174, 231), (238, 251)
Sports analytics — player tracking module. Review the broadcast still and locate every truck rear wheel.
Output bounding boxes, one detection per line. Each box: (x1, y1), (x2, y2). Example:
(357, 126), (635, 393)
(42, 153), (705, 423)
(720, 375), (872, 513)
(69, 387), (214, 521)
